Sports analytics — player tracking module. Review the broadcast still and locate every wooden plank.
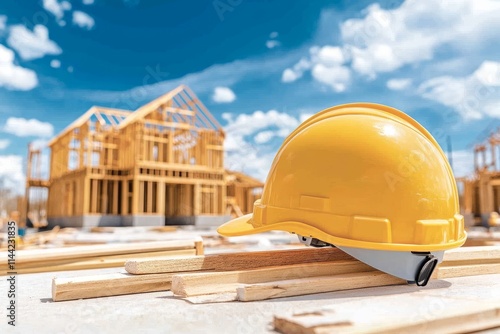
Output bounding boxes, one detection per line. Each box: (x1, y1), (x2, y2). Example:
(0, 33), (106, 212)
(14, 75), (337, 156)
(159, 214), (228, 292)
(434, 263), (500, 279)
(195, 240), (204, 256)
(1, 249), (197, 275)
(171, 261), (372, 297)
(125, 247), (354, 274)
(112, 180), (119, 214)
(1, 249), (196, 271)
(48, 245), (500, 303)
(53, 272), (174, 302)
(441, 245), (500, 262)
(237, 271), (405, 302)
(0, 239), (199, 265)
(273, 296), (500, 334)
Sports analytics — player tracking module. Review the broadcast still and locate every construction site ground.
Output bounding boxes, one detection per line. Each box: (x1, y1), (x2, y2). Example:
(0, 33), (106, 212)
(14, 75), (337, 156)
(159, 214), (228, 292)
(4, 270), (500, 333)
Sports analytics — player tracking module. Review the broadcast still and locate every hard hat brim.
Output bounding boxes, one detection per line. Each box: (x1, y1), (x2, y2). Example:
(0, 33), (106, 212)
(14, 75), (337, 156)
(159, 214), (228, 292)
(217, 214), (272, 236)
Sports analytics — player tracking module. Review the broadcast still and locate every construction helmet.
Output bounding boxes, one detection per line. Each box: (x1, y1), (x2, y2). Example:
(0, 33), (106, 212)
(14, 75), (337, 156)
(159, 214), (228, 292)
(218, 103), (466, 286)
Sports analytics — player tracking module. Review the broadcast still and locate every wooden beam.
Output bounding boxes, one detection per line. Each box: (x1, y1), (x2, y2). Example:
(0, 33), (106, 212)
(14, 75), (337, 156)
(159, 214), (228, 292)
(0, 240), (199, 265)
(237, 271), (405, 302)
(434, 263), (500, 279)
(441, 246), (500, 262)
(273, 295), (500, 334)
(125, 247), (354, 274)
(53, 272), (174, 302)
(171, 261), (373, 297)
(1, 249), (197, 275)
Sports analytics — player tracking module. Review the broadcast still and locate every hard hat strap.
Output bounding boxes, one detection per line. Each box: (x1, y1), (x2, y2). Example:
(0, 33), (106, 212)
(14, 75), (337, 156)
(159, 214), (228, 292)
(412, 252), (438, 287)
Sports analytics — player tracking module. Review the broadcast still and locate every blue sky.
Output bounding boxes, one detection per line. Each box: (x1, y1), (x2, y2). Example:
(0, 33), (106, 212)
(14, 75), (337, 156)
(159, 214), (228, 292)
(0, 0), (499, 191)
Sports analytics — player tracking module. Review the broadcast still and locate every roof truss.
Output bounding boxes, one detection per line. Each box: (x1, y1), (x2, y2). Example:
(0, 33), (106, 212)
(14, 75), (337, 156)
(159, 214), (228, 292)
(118, 85), (223, 133)
(48, 107), (131, 146)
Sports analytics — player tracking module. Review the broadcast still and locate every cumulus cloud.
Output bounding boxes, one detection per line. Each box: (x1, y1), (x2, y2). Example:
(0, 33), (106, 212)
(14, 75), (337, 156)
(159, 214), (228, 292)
(418, 61), (500, 119)
(0, 155), (25, 191)
(43, 0), (71, 20)
(316, 46), (346, 66)
(223, 110), (311, 180)
(212, 86), (236, 103)
(282, 68), (300, 83)
(73, 11), (95, 30)
(311, 63), (350, 92)
(281, 58), (311, 83)
(254, 131), (275, 144)
(387, 78), (412, 91)
(3, 117), (54, 137)
(0, 139), (9, 150)
(282, 0), (500, 91)
(50, 59), (61, 68)
(282, 46), (350, 92)
(7, 25), (62, 61)
(0, 44), (38, 91)
(341, 0), (500, 78)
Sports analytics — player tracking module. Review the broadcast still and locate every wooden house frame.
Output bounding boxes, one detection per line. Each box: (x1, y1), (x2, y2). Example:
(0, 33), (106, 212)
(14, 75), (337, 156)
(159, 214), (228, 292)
(26, 85), (262, 227)
(458, 129), (500, 226)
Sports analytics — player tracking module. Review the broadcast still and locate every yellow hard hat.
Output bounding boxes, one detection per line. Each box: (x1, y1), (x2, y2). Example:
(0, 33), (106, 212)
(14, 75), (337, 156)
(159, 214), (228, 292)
(218, 103), (466, 286)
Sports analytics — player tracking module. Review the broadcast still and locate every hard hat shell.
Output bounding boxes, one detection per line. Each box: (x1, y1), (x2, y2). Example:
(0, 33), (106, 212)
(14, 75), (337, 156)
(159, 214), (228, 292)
(218, 103), (466, 252)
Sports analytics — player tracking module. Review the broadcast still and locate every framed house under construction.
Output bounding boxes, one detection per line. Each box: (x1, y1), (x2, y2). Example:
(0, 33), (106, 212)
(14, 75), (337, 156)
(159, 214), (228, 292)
(26, 85), (263, 227)
(457, 128), (500, 226)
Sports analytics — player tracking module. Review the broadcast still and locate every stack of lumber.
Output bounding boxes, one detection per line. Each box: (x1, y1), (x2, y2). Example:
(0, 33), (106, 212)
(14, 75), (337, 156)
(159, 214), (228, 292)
(51, 245), (500, 303)
(0, 239), (203, 275)
(273, 295), (500, 334)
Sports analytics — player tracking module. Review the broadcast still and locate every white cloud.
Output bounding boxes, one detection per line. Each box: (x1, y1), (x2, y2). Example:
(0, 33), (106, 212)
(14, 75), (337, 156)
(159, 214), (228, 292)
(73, 11), (95, 30)
(212, 86), (236, 103)
(418, 61), (500, 119)
(311, 63), (350, 92)
(282, 46), (351, 91)
(387, 78), (412, 91)
(83, 0), (95, 4)
(67, 66), (74, 73)
(0, 44), (38, 91)
(281, 0), (500, 91)
(3, 117), (54, 137)
(281, 57), (311, 83)
(43, 0), (71, 20)
(254, 131), (275, 144)
(224, 110), (299, 137)
(0, 139), (9, 150)
(50, 59), (61, 68)
(7, 25), (62, 61)
(0, 155), (25, 191)
(316, 46), (345, 66)
(266, 40), (280, 49)
(269, 31), (278, 39)
(281, 68), (300, 83)
(223, 110), (311, 180)
(299, 113), (313, 123)
(340, 0), (500, 77)
(0, 15), (6, 31)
